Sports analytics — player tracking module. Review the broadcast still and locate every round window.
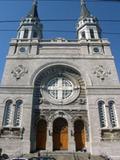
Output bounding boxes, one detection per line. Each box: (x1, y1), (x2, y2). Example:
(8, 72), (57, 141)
(93, 47), (99, 53)
(47, 77), (74, 100)
(19, 47), (26, 53)
(41, 75), (80, 105)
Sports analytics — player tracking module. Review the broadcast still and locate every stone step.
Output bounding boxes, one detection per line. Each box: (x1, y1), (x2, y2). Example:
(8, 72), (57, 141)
(23, 152), (106, 160)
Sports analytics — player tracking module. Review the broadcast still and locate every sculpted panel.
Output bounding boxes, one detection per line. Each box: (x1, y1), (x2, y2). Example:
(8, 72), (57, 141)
(93, 65), (111, 81)
(11, 65), (28, 80)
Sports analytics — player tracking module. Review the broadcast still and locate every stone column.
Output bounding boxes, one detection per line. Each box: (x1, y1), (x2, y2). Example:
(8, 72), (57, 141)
(68, 120), (75, 152)
(46, 121), (53, 151)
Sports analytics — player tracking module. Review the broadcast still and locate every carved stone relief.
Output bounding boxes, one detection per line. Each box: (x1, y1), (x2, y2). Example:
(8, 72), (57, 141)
(76, 98), (87, 105)
(101, 129), (120, 141)
(35, 109), (87, 122)
(51, 37), (67, 42)
(0, 127), (25, 139)
(93, 65), (111, 81)
(11, 65), (28, 80)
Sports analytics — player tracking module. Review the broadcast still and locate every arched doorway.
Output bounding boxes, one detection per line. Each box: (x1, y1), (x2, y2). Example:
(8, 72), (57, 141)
(36, 119), (47, 150)
(53, 118), (68, 150)
(74, 120), (86, 151)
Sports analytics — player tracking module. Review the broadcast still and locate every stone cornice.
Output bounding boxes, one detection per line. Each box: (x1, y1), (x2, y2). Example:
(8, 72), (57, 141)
(87, 85), (120, 89)
(6, 55), (114, 60)
(0, 86), (33, 94)
(9, 38), (110, 46)
(87, 85), (120, 95)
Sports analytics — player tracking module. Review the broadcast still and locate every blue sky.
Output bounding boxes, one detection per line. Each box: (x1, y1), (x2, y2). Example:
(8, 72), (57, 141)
(0, 0), (120, 80)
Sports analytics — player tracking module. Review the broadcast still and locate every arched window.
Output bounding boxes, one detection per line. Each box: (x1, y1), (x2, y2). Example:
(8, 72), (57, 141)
(81, 31), (86, 39)
(3, 100), (13, 127)
(23, 29), (29, 38)
(108, 101), (118, 128)
(14, 100), (23, 127)
(98, 101), (107, 128)
(90, 29), (95, 39)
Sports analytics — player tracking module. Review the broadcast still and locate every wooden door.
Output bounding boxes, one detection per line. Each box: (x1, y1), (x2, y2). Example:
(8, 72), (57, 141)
(60, 126), (68, 150)
(74, 120), (86, 151)
(36, 120), (47, 150)
(53, 118), (68, 150)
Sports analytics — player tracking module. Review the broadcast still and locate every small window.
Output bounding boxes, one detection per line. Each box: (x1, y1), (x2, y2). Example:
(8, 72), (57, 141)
(81, 31), (86, 39)
(23, 29), (29, 38)
(14, 100), (23, 127)
(83, 19), (87, 22)
(3, 100), (13, 127)
(98, 101), (107, 128)
(90, 29), (95, 39)
(108, 101), (118, 128)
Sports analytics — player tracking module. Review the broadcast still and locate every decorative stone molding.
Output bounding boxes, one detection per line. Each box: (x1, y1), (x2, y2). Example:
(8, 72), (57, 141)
(101, 129), (120, 141)
(51, 37), (67, 42)
(0, 127), (25, 139)
(33, 65), (87, 107)
(92, 46), (103, 55)
(93, 65), (111, 81)
(11, 65), (28, 80)
(77, 98), (87, 105)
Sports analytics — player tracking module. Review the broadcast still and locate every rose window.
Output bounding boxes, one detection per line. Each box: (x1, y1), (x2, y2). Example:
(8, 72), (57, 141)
(47, 77), (74, 100)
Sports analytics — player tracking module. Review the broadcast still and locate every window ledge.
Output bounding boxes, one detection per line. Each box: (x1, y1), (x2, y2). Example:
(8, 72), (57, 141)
(0, 127), (25, 139)
(101, 128), (120, 131)
(101, 128), (120, 141)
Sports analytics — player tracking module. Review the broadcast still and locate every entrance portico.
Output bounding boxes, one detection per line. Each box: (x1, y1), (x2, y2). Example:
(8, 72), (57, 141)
(35, 111), (88, 152)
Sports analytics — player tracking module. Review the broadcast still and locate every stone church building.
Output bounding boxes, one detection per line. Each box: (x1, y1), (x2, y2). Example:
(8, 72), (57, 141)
(0, 0), (120, 159)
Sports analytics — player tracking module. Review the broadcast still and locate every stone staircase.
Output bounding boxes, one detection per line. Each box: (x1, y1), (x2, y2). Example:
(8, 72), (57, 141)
(22, 151), (106, 160)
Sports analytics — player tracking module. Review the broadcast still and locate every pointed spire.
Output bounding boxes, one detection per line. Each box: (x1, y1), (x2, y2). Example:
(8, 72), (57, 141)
(27, 0), (39, 18)
(81, 0), (85, 5)
(80, 0), (91, 19)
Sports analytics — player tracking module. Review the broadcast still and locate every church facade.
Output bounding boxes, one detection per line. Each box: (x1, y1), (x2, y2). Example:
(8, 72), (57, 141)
(0, 0), (120, 159)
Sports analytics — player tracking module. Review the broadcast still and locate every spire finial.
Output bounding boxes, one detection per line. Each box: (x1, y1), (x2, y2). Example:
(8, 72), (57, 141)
(27, 0), (39, 18)
(81, 0), (86, 5)
(80, 0), (91, 19)
(33, 0), (38, 6)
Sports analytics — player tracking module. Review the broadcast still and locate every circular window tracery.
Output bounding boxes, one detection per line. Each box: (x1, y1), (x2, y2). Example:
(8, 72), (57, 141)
(37, 66), (82, 105)
(47, 77), (74, 100)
